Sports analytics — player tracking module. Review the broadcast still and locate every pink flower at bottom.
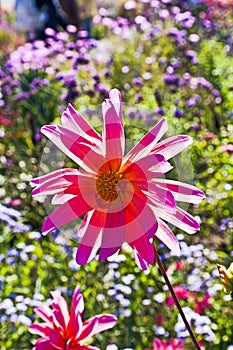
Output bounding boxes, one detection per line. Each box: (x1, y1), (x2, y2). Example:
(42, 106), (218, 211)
(31, 89), (205, 270)
(145, 338), (184, 350)
(29, 286), (117, 350)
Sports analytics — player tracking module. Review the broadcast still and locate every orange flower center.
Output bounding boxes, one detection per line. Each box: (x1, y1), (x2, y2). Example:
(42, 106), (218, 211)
(96, 170), (123, 202)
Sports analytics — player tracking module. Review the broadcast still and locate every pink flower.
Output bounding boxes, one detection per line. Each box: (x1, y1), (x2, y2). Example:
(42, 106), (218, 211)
(166, 286), (190, 307)
(194, 293), (211, 315)
(145, 338), (184, 350)
(29, 286), (117, 350)
(31, 89), (205, 270)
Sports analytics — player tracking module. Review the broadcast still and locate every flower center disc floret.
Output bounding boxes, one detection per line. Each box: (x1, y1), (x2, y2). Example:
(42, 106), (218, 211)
(96, 170), (123, 202)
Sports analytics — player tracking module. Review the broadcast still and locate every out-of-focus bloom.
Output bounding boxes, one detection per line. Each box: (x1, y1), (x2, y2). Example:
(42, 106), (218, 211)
(145, 338), (184, 350)
(194, 293), (211, 314)
(217, 263), (233, 294)
(31, 89), (205, 270)
(166, 286), (190, 306)
(29, 286), (117, 350)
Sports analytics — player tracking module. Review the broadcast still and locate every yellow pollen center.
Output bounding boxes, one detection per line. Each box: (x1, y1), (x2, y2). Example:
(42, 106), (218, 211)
(96, 171), (123, 202)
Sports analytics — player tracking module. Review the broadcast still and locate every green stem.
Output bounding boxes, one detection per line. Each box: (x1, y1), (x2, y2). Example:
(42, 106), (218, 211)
(154, 247), (201, 350)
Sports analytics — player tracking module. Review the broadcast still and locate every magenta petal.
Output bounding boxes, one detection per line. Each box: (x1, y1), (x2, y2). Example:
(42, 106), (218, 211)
(29, 323), (52, 337)
(155, 205), (200, 234)
(67, 312), (83, 341)
(42, 197), (91, 235)
(76, 244), (95, 265)
(33, 304), (53, 323)
(125, 117), (168, 163)
(152, 135), (192, 160)
(154, 218), (181, 256)
(49, 331), (65, 349)
(32, 338), (55, 350)
(99, 246), (120, 261)
(79, 315), (117, 343)
(155, 179), (205, 204)
(134, 250), (149, 270)
(102, 89), (124, 163)
(130, 234), (155, 264)
(62, 104), (102, 141)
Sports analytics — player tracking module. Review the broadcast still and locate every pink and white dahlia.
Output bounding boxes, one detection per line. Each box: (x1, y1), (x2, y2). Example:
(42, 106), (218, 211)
(29, 286), (117, 350)
(31, 88), (205, 269)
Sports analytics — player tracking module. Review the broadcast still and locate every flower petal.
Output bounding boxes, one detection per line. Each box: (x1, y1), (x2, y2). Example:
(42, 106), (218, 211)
(41, 125), (104, 173)
(154, 218), (180, 255)
(124, 117), (168, 163)
(102, 89), (124, 169)
(144, 183), (176, 213)
(78, 315), (117, 344)
(152, 135), (193, 160)
(130, 234), (155, 264)
(154, 205), (200, 234)
(154, 179), (205, 204)
(61, 104), (102, 142)
(32, 338), (55, 350)
(133, 250), (149, 270)
(50, 291), (70, 332)
(42, 196), (92, 235)
(49, 331), (65, 350)
(29, 323), (53, 337)
(76, 211), (104, 265)
(33, 304), (53, 324)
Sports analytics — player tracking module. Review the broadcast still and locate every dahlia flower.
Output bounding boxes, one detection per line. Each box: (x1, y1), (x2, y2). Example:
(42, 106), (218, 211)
(29, 286), (117, 350)
(145, 338), (184, 350)
(31, 89), (204, 269)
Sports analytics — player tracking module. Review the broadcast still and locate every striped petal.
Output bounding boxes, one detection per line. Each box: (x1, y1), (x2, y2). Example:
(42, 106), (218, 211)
(154, 205), (200, 234)
(154, 179), (205, 204)
(154, 218), (180, 255)
(151, 135), (192, 160)
(41, 125), (104, 173)
(102, 89), (124, 170)
(42, 196), (92, 236)
(61, 104), (102, 143)
(123, 117), (168, 164)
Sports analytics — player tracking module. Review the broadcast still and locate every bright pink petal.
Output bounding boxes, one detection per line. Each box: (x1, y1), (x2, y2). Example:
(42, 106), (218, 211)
(154, 179), (205, 204)
(151, 135), (192, 159)
(66, 287), (84, 338)
(122, 154), (172, 185)
(145, 183), (176, 213)
(99, 206), (125, 260)
(41, 125), (104, 173)
(124, 191), (158, 243)
(155, 205), (200, 234)
(133, 250), (149, 270)
(71, 286), (84, 315)
(29, 323), (53, 337)
(124, 117), (168, 164)
(102, 89), (124, 168)
(130, 234), (155, 264)
(67, 311), (83, 340)
(32, 338), (55, 350)
(33, 304), (53, 324)
(42, 196), (92, 235)
(30, 168), (79, 186)
(72, 346), (99, 350)
(61, 104), (102, 142)
(49, 331), (65, 350)
(154, 218), (180, 255)
(76, 210), (104, 264)
(50, 292), (70, 332)
(78, 315), (117, 344)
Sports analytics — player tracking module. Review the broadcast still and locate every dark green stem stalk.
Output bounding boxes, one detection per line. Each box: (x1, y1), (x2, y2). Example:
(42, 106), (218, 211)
(154, 247), (201, 350)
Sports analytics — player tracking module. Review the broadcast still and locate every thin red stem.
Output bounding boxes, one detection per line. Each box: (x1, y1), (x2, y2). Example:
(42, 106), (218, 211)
(154, 247), (201, 350)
